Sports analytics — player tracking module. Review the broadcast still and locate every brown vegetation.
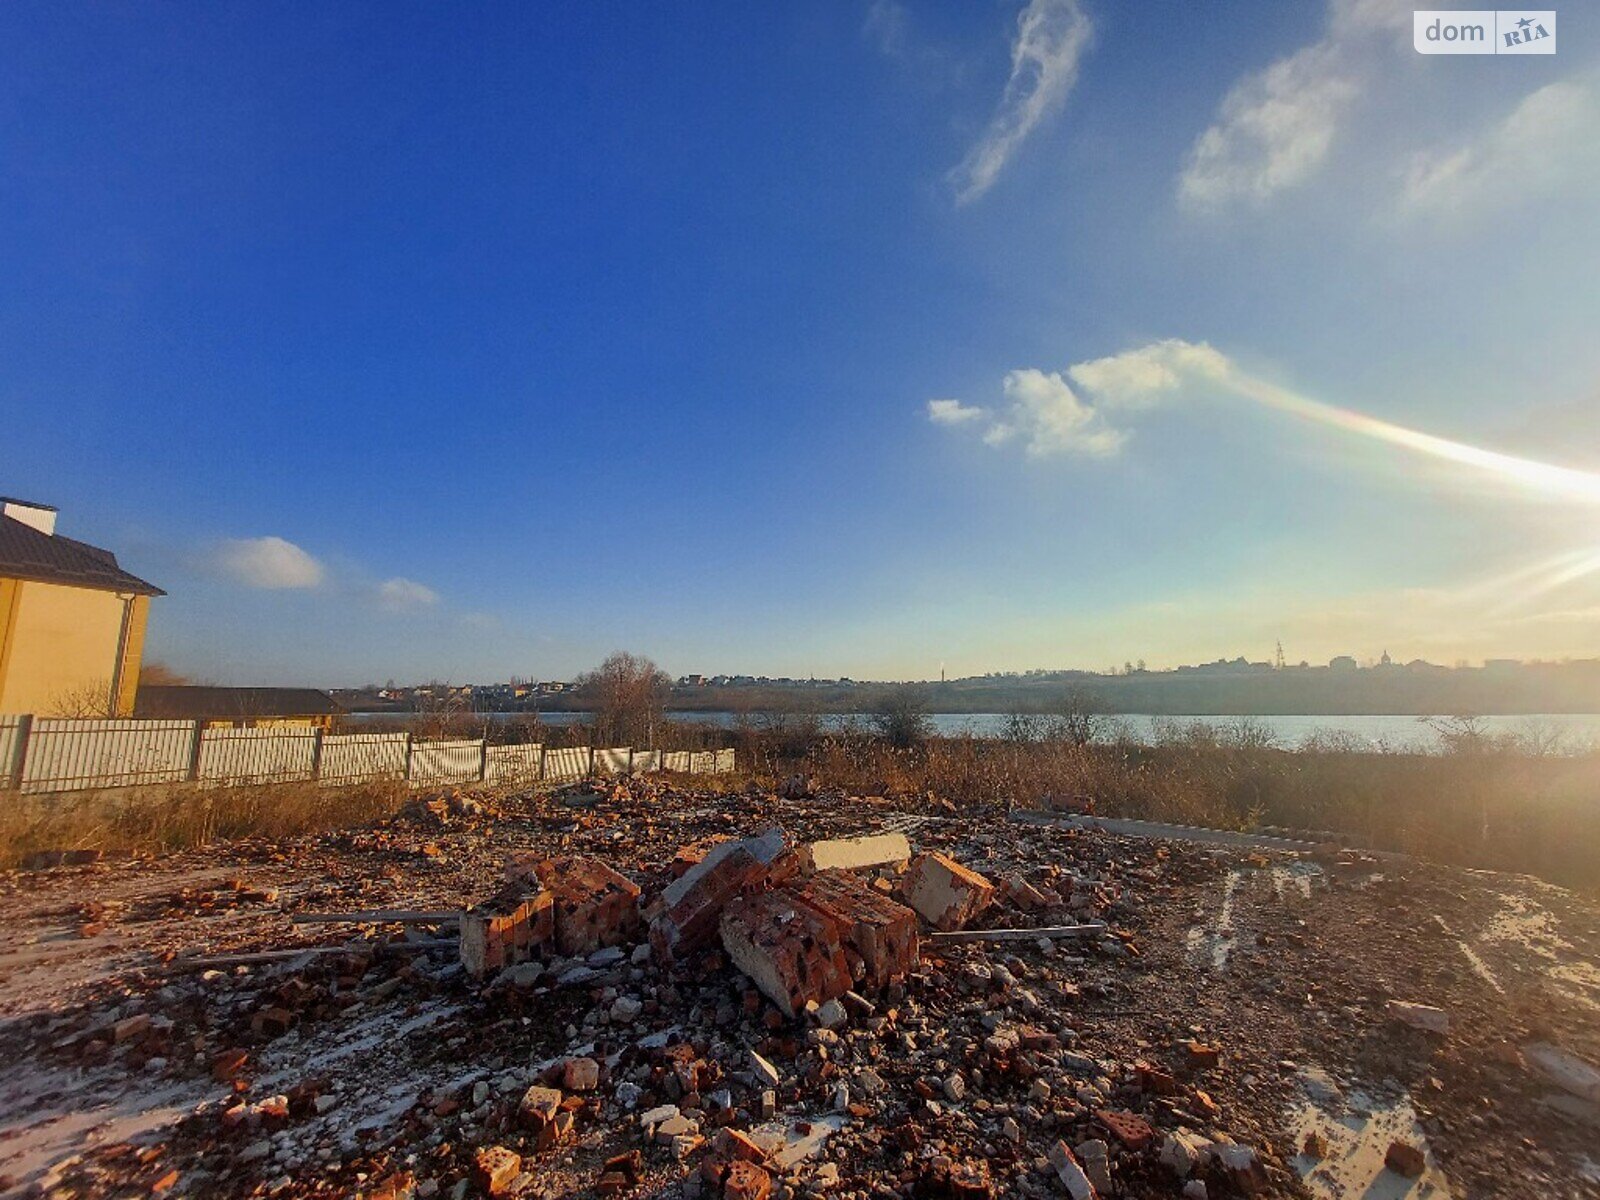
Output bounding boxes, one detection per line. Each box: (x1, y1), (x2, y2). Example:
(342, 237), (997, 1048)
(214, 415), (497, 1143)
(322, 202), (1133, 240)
(0, 780), (407, 869)
(730, 722), (1600, 892)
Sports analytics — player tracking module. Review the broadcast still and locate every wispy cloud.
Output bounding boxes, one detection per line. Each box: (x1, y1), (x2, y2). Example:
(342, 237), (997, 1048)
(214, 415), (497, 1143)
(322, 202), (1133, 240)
(949, 0), (1093, 205)
(376, 577), (441, 612)
(927, 398), (988, 425)
(213, 536), (324, 589)
(1178, 0), (1405, 211)
(863, 0), (910, 58)
(1401, 77), (1600, 220)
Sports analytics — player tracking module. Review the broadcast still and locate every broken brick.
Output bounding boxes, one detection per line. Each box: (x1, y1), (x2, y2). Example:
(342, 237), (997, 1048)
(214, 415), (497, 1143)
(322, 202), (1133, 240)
(518, 1085), (563, 1128)
(1096, 1108), (1156, 1152)
(473, 1145), (522, 1197)
(534, 855), (643, 956)
(902, 852), (994, 932)
(651, 846), (770, 962)
(714, 1127), (767, 1163)
(1385, 1141), (1426, 1178)
(722, 1159), (772, 1200)
(459, 885), (555, 978)
(787, 869), (920, 990)
(719, 888), (853, 1019)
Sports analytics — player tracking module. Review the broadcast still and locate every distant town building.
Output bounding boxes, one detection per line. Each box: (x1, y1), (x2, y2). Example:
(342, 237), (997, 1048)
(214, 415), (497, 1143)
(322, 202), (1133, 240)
(1329, 655), (1358, 671)
(0, 496), (164, 716)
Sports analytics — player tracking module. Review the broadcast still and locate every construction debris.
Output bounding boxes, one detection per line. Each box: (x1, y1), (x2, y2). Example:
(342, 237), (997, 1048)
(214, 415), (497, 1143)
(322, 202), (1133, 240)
(4, 775), (1599, 1200)
(902, 850), (996, 931)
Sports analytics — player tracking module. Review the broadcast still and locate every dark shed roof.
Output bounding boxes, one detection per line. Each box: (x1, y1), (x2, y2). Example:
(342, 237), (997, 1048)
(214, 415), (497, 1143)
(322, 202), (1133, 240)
(134, 686), (343, 720)
(0, 513), (164, 596)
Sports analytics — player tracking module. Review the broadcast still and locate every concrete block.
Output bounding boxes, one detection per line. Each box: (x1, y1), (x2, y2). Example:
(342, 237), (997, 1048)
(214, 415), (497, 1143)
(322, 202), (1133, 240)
(800, 833), (910, 874)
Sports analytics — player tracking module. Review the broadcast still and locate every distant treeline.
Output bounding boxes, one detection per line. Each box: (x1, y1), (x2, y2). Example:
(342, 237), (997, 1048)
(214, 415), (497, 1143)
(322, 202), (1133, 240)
(642, 663), (1600, 716)
(337, 660), (1600, 717)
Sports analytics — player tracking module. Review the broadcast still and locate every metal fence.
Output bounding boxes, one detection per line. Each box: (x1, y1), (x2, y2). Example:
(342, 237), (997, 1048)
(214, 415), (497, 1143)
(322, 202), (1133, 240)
(0, 714), (736, 795)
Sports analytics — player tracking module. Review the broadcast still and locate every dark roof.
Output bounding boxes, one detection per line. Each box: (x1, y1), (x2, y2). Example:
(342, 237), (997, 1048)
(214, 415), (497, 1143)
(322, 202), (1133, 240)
(135, 686), (343, 720)
(0, 513), (164, 595)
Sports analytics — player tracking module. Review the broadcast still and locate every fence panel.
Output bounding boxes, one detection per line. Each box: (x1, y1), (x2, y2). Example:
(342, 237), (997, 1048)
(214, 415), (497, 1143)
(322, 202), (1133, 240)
(631, 749), (661, 774)
(0, 715), (27, 788)
(661, 751), (693, 773)
(714, 749), (735, 774)
(319, 732), (410, 785)
(20, 719), (196, 794)
(408, 739), (485, 787)
(485, 743), (543, 786)
(688, 751), (717, 774)
(543, 746), (589, 782)
(594, 747), (631, 776)
(196, 727), (318, 786)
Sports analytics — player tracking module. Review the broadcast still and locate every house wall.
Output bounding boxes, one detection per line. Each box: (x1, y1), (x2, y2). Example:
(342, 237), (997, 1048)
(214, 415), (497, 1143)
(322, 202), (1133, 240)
(0, 579), (150, 716)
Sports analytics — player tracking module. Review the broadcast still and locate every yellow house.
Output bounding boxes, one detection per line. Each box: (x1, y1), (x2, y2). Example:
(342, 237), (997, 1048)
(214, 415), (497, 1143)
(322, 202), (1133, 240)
(0, 497), (164, 717)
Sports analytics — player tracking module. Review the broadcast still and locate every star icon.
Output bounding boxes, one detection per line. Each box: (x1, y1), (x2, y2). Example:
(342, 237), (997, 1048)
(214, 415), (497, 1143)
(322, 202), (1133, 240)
(1517, 16), (1534, 29)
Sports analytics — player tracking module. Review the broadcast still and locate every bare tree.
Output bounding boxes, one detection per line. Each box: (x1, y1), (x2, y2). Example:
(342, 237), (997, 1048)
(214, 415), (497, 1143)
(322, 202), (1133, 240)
(49, 678), (116, 718)
(868, 685), (933, 749)
(576, 651), (672, 748)
(138, 661), (192, 686)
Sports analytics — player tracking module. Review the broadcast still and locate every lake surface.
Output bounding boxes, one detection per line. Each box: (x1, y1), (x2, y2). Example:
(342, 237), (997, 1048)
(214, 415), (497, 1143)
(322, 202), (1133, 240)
(348, 710), (1600, 752)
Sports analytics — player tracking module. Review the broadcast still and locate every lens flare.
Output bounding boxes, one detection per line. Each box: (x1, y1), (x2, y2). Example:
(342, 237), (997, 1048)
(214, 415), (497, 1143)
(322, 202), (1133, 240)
(1223, 372), (1600, 507)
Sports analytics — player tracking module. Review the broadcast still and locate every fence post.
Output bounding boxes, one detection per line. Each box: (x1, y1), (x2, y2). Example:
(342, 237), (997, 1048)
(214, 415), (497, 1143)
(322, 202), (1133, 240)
(538, 743), (547, 782)
(627, 746), (635, 777)
(404, 733), (415, 786)
(186, 721), (204, 783)
(586, 744), (595, 778)
(479, 740), (489, 785)
(6, 715), (31, 790)
(310, 727), (325, 782)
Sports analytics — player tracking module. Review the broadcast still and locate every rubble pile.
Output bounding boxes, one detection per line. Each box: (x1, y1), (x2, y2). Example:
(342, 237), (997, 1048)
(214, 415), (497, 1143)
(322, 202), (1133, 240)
(1, 777), (1598, 1199)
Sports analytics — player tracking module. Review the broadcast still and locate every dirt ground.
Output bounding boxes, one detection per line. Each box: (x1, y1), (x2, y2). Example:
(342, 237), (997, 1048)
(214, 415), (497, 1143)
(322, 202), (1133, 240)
(0, 779), (1596, 1200)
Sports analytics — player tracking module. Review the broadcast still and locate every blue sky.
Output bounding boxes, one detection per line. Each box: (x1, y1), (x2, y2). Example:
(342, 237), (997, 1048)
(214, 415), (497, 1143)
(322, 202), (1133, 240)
(4, 1), (1598, 684)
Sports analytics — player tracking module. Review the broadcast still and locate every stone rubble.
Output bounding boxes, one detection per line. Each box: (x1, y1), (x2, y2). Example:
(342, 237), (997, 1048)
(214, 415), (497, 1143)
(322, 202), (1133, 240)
(5, 774), (1599, 1200)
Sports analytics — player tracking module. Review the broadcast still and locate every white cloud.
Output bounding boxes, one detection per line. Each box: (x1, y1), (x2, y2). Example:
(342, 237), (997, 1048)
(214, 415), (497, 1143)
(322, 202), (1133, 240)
(949, 0), (1093, 204)
(932, 341), (1235, 458)
(376, 577), (440, 612)
(1401, 78), (1600, 219)
(1177, 0), (1405, 211)
(1067, 339), (1231, 408)
(927, 398), (988, 425)
(215, 536), (324, 589)
(1002, 369), (1126, 457)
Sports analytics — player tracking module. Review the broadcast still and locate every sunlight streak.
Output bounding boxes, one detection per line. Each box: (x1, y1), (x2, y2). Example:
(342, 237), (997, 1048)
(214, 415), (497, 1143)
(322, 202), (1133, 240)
(1224, 372), (1600, 507)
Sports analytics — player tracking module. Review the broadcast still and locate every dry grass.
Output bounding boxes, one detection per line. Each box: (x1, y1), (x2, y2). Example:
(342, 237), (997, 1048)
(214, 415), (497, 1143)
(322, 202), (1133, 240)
(0, 779), (409, 869)
(734, 727), (1600, 892)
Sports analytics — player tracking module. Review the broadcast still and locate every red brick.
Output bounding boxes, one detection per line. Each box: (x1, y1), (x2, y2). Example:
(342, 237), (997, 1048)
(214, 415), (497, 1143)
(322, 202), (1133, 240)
(719, 889), (853, 1019)
(787, 870), (920, 989)
(902, 853), (994, 932)
(651, 847), (769, 961)
(1095, 1108), (1155, 1152)
(460, 885), (555, 978)
(533, 856), (643, 956)
(722, 1160), (771, 1200)
(473, 1146), (522, 1197)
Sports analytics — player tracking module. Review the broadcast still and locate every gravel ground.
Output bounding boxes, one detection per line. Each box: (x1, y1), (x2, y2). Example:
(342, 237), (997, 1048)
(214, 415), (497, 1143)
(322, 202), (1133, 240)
(0, 779), (1596, 1200)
